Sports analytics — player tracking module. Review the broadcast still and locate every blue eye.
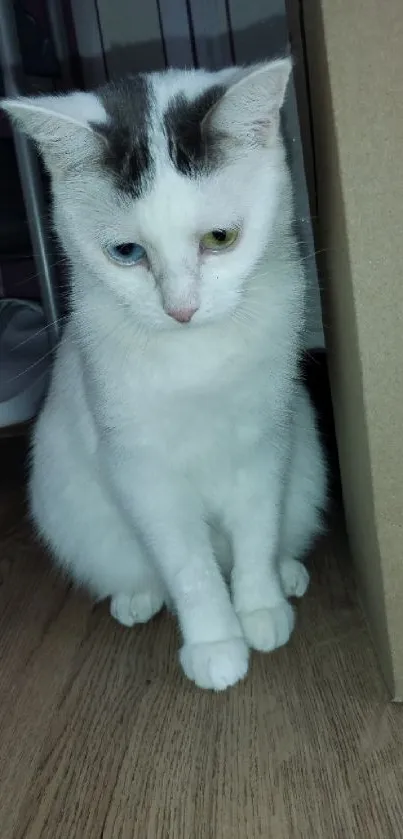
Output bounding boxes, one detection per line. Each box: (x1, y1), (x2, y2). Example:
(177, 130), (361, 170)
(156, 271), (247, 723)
(105, 242), (146, 265)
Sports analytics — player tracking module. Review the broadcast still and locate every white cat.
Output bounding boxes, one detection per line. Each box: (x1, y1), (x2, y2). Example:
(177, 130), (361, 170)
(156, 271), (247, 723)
(2, 59), (326, 690)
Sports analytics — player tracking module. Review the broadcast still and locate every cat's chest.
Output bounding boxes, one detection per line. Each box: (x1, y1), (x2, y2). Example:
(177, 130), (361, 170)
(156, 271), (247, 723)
(98, 358), (274, 458)
(87, 322), (290, 464)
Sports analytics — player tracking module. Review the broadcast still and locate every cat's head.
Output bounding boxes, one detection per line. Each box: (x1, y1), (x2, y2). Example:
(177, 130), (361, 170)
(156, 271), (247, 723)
(2, 60), (291, 329)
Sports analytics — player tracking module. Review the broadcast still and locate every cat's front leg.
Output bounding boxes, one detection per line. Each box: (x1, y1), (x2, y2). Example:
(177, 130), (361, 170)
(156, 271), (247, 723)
(102, 450), (248, 690)
(227, 457), (295, 653)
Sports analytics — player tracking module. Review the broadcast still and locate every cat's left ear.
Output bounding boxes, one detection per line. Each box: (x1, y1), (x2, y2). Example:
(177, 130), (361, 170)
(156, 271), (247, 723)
(203, 58), (292, 146)
(1, 91), (107, 175)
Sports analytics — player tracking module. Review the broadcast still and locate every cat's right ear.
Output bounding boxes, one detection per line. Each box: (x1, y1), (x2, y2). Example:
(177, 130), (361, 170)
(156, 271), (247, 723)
(1, 91), (107, 175)
(203, 58), (292, 148)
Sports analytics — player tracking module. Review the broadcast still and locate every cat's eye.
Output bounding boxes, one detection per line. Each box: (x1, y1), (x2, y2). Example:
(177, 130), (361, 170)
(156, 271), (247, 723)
(200, 229), (239, 252)
(105, 242), (146, 266)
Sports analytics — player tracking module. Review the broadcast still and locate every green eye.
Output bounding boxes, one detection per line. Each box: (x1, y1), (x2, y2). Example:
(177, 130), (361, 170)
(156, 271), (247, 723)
(200, 229), (239, 251)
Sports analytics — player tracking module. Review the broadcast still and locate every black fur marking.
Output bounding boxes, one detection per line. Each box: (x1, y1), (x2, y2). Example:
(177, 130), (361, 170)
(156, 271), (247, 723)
(94, 75), (153, 196)
(164, 85), (226, 177)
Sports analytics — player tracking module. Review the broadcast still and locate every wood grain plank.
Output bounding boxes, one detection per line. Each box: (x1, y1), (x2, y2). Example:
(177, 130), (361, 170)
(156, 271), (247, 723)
(1, 457), (403, 838)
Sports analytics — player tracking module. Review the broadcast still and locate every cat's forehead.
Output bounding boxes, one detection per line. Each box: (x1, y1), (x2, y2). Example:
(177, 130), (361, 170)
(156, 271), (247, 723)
(94, 70), (229, 199)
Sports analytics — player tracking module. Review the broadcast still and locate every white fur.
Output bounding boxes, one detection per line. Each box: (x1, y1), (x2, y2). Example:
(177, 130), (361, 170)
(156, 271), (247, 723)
(2, 61), (326, 690)
(2, 91), (107, 128)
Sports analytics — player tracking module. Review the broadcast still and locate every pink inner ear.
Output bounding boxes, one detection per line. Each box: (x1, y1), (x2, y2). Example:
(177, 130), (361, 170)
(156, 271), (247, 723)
(252, 117), (274, 143)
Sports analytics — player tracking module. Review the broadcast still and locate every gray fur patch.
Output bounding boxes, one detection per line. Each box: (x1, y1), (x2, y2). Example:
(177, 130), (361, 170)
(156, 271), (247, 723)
(163, 85), (226, 177)
(92, 75), (228, 194)
(94, 75), (153, 197)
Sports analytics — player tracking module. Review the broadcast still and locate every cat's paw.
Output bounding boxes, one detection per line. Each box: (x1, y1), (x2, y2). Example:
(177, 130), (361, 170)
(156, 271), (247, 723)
(280, 558), (310, 598)
(179, 638), (249, 691)
(110, 590), (164, 627)
(238, 601), (295, 652)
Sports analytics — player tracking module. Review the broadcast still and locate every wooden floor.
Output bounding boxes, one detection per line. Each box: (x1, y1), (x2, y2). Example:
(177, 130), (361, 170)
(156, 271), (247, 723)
(1, 439), (403, 839)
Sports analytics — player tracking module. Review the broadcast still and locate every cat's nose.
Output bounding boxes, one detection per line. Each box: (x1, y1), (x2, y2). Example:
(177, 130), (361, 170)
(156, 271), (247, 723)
(166, 306), (198, 323)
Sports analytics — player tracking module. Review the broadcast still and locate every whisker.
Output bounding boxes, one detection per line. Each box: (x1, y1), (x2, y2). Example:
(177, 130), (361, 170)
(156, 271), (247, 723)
(298, 248), (328, 264)
(230, 301), (264, 333)
(10, 314), (69, 353)
(4, 344), (56, 386)
(5, 256), (70, 291)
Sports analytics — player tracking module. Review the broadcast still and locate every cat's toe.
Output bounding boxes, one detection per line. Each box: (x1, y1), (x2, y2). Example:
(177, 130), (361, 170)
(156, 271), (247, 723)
(110, 590), (164, 626)
(280, 558), (310, 598)
(239, 601), (295, 652)
(179, 638), (249, 691)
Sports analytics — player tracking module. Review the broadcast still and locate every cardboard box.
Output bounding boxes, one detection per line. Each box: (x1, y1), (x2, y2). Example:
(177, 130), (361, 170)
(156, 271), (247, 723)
(299, 0), (403, 698)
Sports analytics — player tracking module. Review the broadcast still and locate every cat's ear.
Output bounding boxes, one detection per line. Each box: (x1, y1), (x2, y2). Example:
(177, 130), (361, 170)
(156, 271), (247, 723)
(1, 91), (107, 174)
(203, 58), (292, 146)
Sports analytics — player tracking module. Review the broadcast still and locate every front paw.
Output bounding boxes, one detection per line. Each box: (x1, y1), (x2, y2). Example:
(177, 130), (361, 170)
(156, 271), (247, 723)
(179, 638), (249, 691)
(280, 558), (310, 598)
(238, 601), (295, 652)
(110, 590), (164, 627)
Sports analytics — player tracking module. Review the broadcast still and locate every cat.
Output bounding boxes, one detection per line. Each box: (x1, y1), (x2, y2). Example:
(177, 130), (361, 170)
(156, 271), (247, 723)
(2, 58), (327, 691)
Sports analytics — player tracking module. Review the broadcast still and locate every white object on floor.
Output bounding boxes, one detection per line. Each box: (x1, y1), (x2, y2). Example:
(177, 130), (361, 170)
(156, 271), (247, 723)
(0, 298), (51, 428)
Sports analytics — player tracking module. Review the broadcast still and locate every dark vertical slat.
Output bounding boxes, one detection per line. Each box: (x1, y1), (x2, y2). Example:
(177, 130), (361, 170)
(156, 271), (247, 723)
(96, 0), (165, 76)
(158, 0), (195, 68)
(69, 0), (108, 88)
(188, 0), (233, 69)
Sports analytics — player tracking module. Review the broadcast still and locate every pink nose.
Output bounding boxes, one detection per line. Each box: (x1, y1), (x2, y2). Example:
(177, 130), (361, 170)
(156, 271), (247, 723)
(166, 306), (197, 323)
